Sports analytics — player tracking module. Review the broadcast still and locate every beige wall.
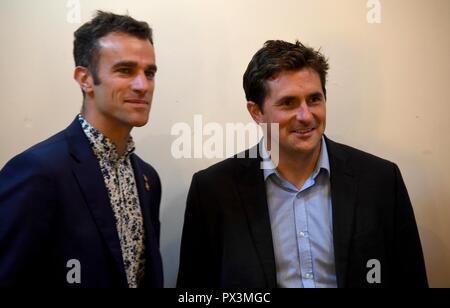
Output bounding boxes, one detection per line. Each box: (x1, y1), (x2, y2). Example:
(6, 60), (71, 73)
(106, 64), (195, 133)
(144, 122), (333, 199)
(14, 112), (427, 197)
(1, 0), (449, 287)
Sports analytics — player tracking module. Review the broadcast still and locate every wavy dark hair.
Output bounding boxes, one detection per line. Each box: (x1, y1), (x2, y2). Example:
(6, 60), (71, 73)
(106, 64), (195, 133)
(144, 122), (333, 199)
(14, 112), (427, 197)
(243, 40), (329, 109)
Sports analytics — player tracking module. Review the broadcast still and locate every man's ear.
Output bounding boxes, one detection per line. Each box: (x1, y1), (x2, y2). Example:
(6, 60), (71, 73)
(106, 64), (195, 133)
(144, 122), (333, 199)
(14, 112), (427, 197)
(74, 66), (94, 95)
(247, 101), (264, 124)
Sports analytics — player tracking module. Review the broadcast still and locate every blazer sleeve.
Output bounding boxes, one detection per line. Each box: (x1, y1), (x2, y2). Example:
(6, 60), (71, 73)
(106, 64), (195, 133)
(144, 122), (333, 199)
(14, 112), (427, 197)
(177, 172), (218, 288)
(392, 163), (428, 287)
(0, 152), (56, 287)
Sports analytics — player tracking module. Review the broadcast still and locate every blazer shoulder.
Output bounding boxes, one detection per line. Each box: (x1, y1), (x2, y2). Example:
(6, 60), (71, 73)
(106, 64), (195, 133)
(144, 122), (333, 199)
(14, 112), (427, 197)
(327, 138), (397, 170)
(197, 157), (235, 176)
(0, 131), (67, 210)
(2, 129), (70, 173)
(327, 139), (394, 165)
(194, 148), (256, 180)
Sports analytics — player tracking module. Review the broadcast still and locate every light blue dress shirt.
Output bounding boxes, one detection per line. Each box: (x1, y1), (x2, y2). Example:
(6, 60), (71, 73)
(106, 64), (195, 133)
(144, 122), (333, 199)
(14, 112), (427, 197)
(263, 137), (337, 288)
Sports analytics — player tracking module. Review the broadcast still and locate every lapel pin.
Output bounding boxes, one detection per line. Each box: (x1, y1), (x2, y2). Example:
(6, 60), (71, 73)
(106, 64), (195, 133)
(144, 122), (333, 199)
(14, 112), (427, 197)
(143, 174), (151, 191)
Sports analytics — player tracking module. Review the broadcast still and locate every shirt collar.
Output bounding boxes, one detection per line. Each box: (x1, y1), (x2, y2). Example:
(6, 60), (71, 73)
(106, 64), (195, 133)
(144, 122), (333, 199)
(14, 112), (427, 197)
(77, 114), (135, 162)
(262, 136), (330, 181)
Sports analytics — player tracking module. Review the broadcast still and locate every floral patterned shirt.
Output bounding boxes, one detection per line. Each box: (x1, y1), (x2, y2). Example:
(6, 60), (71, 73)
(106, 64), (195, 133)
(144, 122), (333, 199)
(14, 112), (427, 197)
(78, 114), (145, 288)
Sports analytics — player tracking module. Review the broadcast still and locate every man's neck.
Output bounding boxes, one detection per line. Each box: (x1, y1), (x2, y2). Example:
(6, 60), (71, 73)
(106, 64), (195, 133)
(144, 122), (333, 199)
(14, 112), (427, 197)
(276, 143), (322, 190)
(82, 112), (132, 157)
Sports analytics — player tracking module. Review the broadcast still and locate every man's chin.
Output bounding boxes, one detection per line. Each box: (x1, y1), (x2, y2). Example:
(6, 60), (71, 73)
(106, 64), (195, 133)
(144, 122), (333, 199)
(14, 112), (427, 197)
(127, 117), (149, 128)
(131, 120), (148, 127)
(127, 113), (150, 127)
(282, 138), (322, 156)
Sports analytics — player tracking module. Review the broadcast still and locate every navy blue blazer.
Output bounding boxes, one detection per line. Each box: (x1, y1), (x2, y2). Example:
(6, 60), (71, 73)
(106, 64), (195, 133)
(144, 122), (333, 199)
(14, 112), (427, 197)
(0, 118), (163, 287)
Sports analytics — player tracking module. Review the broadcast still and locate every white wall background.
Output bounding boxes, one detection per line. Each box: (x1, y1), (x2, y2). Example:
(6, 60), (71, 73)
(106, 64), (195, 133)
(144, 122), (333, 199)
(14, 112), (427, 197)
(0, 0), (449, 287)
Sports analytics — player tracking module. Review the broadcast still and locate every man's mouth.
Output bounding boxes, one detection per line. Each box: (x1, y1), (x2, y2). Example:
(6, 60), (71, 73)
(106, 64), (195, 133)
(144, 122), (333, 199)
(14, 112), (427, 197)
(124, 99), (148, 105)
(292, 127), (315, 134)
(290, 127), (316, 139)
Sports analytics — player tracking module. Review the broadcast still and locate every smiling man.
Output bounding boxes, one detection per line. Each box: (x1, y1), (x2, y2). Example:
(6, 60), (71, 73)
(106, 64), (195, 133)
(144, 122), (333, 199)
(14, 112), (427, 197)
(177, 40), (428, 288)
(0, 11), (163, 288)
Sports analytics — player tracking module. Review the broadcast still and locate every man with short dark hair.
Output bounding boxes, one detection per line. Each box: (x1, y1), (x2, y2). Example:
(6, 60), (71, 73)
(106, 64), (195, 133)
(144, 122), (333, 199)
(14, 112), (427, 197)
(0, 11), (163, 288)
(177, 40), (428, 288)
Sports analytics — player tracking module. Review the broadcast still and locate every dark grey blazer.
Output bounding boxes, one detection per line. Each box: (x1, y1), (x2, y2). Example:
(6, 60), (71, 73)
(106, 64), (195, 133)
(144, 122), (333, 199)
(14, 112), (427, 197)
(177, 137), (428, 288)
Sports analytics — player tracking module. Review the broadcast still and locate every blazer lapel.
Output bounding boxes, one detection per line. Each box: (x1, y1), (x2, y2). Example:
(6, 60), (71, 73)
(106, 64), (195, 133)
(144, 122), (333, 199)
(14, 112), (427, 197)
(130, 155), (163, 288)
(235, 147), (277, 288)
(65, 118), (128, 286)
(325, 137), (358, 288)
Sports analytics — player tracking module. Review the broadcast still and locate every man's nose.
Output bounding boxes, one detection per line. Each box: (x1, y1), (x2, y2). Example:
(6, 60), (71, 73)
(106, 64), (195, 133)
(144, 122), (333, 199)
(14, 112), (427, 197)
(296, 102), (313, 123)
(131, 72), (151, 93)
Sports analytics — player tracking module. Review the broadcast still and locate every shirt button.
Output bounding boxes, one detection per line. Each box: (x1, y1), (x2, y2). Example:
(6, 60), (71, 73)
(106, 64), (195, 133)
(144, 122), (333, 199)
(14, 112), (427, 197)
(296, 194), (301, 199)
(305, 273), (314, 279)
(299, 231), (307, 237)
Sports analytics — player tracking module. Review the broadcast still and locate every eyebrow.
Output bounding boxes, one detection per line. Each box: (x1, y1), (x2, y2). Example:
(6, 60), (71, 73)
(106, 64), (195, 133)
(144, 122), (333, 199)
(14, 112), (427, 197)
(275, 95), (297, 104)
(308, 92), (324, 99)
(111, 61), (158, 72)
(275, 92), (324, 104)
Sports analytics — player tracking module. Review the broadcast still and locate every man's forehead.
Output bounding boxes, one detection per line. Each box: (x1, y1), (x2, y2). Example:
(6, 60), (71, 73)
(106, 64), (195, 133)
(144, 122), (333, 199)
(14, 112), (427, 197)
(268, 69), (322, 89)
(263, 69), (323, 102)
(269, 68), (320, 81)
(98, 32), (153, 53)
(97, 33), (155, 64)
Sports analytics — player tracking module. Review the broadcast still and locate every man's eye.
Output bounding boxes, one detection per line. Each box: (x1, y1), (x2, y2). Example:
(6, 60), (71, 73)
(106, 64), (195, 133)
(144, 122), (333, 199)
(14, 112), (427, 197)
(145, 71), (155, 79)
(281, 99), (293, 106)
(309, 96), (322, 104)
(118, 68), (132, 75)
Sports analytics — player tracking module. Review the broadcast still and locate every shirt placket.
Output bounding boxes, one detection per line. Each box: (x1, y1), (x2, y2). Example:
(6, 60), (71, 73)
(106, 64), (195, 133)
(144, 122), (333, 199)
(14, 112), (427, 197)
(120, 158), (137, 287)
(108, 158), (131, 287)
(294, 189), (316, 288)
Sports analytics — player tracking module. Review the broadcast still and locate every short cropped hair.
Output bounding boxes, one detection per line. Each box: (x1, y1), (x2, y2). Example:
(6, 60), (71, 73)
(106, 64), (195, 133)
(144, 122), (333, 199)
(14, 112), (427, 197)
(73, 11), (153, 85)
